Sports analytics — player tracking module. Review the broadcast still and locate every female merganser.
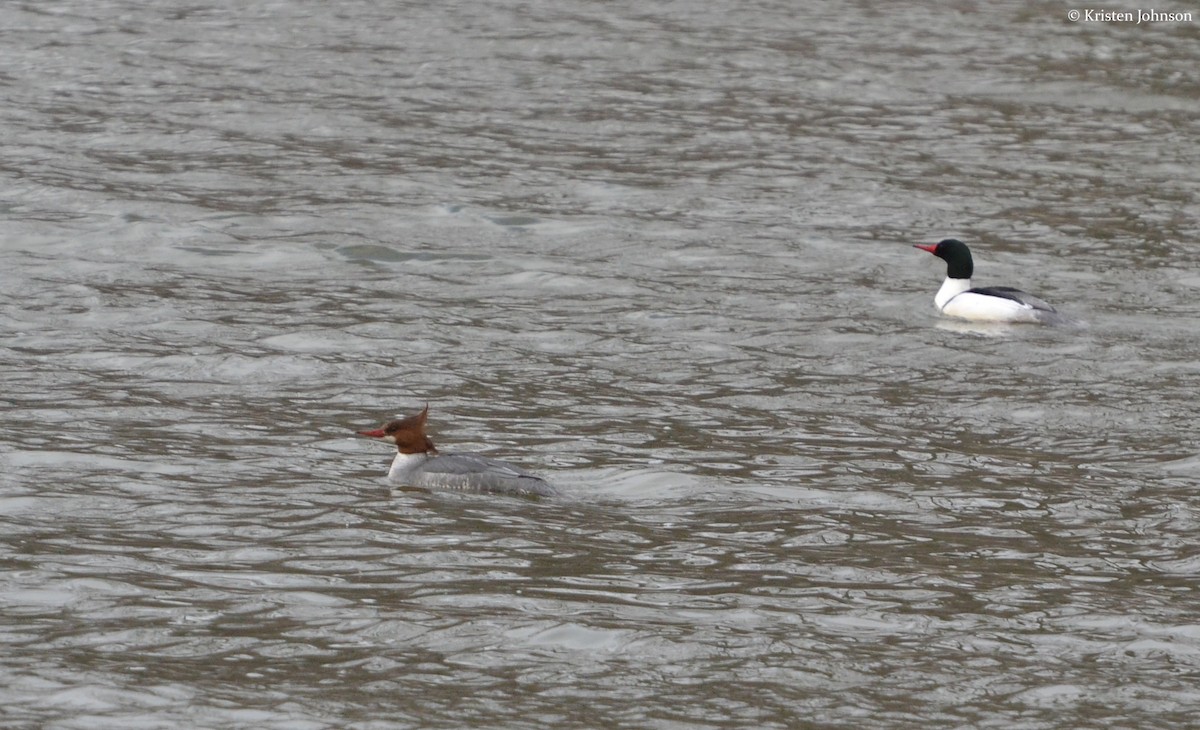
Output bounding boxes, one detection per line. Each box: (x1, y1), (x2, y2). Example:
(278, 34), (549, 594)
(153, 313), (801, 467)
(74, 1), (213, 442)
(356, 405), (558, 497)
(914, 239), (1063, 324)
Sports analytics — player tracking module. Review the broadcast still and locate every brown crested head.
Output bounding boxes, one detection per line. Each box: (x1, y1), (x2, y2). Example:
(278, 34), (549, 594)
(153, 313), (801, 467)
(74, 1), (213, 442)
(356, 404), (438, 455)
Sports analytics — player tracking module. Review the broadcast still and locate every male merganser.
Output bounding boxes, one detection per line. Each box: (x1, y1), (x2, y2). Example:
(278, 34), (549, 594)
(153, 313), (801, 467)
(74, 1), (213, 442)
(914, 239), (1063, 324)
(356, 405), (558, 497)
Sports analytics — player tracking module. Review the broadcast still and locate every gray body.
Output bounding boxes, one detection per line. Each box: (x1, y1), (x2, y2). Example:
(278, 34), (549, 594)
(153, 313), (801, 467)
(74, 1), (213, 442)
(388, 451), (558, 497)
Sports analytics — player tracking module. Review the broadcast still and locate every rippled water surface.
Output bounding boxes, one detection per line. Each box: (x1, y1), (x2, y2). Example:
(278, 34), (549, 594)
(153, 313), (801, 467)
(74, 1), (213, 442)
(3, 1), (1200, 728)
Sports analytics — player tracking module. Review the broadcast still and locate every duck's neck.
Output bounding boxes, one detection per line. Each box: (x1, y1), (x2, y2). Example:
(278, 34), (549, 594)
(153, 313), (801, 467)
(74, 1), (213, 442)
(388, 451), (432, 481)
(935, 276), (972, 310)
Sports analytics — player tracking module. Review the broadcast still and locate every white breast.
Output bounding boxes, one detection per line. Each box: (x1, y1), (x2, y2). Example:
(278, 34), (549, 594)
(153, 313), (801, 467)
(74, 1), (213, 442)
(941, 291), (1046, 323)
(387, 452), (431, 482)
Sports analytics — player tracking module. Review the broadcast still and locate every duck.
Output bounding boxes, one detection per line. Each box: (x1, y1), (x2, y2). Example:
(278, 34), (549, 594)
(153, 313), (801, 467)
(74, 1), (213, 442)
(915, 238), (1064, 324)
(357, 405), (557, 497)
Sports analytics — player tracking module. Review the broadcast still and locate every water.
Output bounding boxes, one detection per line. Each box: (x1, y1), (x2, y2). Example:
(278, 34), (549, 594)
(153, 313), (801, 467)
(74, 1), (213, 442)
(3, 1), (1199, 728)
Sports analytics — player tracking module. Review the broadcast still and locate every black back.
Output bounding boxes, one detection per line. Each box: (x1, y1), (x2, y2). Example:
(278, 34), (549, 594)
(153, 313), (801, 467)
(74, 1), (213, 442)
(969, 286), (1057, 313)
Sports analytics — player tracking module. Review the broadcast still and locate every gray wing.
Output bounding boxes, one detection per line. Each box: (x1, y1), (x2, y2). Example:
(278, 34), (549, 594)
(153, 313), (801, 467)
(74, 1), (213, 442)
(970, 286), (1057, 312)
(416, 453), (558, 497)
(969, 286), (1068, 325)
